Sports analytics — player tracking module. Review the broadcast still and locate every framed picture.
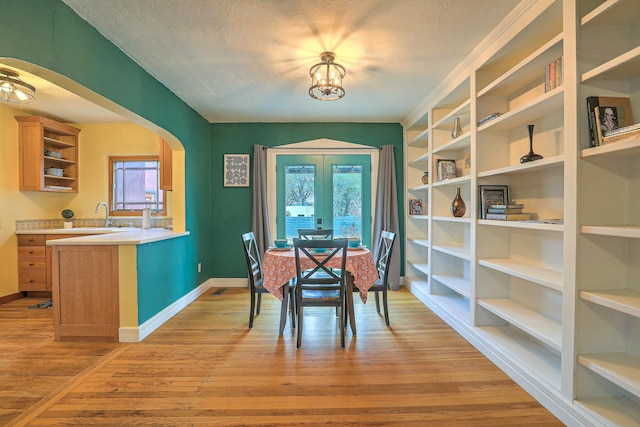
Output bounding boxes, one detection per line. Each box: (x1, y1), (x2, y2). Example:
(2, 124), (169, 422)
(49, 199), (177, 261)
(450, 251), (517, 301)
(478, 185), (509, 219)
(586, 96), (633, 146)
(594, 103), (633, 146)
(224, 154), (250, 187)
(409, 198), (423, 215)
(436, 159), (457, 181)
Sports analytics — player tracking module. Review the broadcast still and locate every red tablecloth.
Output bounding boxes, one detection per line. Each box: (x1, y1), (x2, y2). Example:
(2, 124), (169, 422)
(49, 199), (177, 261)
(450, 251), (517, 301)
(262, 247), (378, 303)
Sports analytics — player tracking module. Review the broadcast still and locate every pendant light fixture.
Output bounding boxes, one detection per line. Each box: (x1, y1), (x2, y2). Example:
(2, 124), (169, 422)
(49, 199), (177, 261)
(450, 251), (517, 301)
(309, 52), (346, 101)
(0, 68), (36, 103)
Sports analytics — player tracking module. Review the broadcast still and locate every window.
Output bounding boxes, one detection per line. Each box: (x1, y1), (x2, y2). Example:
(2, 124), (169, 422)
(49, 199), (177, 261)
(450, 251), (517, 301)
(109, 156), (165, 216)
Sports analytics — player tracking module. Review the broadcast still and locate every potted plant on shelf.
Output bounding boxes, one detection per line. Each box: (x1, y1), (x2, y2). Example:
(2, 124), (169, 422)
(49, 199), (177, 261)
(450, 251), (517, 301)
(61, 209), (74, 228)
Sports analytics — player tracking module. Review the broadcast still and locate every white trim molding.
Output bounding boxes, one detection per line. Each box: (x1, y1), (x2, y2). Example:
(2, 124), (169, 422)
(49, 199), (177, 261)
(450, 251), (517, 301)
(119, 279), (215, 342)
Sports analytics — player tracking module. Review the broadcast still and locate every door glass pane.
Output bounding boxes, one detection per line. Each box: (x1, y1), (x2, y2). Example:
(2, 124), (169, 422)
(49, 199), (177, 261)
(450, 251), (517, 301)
(332, 164), (363, 239)
(284, 165), (315, 240)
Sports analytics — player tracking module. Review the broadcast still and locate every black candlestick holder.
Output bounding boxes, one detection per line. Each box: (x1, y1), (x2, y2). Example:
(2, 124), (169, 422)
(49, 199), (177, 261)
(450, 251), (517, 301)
(520, 124), (543, 163)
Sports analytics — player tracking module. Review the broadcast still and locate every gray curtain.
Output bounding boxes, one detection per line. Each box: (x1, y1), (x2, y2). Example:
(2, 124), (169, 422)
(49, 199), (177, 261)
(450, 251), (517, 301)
(372, 145), (401, 290)
(251, 145), (271, 257)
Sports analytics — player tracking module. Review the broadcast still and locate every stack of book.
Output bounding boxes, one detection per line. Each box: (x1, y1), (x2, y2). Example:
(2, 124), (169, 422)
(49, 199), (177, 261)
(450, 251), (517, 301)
(544, 56), (563, 93)
(485, 203), (530, 221)
(603, 122), (640, 144)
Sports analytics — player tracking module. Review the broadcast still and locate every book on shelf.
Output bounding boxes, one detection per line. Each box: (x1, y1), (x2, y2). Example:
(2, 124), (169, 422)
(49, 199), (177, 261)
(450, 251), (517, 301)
(487, 207), (524, 214)
(409, 198), (424, 215)
(544, 56), (563, 93)
(521, 218), (564, 225)
(485, 213), (531, 221)
(586, 96), (634, 147)
(477, 112), (501, 126)
(603, 128), (640, 145)
(602, 122), (640, 145)
(488, 203), (524, 209)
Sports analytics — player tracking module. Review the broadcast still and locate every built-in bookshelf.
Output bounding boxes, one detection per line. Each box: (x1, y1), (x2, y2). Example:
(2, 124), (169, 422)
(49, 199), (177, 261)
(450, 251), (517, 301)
(575, 0), (640, 424)
(402, 0), (640, 424)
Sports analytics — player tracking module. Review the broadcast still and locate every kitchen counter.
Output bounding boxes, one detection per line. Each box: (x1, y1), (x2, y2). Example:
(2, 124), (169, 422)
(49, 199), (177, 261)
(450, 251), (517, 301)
(17, 227), (189, 245)
(25, 227), (192, 342)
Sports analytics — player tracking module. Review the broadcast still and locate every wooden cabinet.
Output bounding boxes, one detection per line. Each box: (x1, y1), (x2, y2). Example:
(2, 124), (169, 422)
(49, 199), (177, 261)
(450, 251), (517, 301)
(159, 137), (172, 191)
(17, 235), (47, 292)
(51, 245), (119, 342)
(17, 234), (91, 293)
(15, 116), (80, 193)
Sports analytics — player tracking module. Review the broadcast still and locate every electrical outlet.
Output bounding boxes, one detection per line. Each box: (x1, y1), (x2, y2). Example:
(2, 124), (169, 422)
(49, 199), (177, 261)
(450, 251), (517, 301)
(197, 262), (202, 273)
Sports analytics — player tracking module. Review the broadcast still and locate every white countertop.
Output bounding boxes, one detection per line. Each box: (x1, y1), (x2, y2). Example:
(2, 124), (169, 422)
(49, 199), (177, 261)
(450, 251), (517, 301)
(17, 227), (189, 245)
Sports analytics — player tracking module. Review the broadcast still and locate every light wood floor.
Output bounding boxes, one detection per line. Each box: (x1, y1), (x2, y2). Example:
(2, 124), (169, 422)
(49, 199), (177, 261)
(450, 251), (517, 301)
(0, 287), (563, 426)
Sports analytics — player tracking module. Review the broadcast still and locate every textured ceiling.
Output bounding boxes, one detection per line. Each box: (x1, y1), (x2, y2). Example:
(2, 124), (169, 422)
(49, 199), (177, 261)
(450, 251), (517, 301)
(57, 0), (521, 123)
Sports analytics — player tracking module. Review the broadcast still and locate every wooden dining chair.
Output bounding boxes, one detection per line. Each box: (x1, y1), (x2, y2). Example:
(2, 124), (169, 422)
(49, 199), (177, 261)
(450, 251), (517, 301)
(370, 230), (397, 326)
(241, 231), (294, 333)
(297, 228), (334, 240)
(346, 230), (396, 330)
(293, 237), (348, 348)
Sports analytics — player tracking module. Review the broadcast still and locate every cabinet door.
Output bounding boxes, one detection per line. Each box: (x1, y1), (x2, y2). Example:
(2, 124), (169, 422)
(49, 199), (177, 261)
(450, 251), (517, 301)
(159, 138), (172, 191)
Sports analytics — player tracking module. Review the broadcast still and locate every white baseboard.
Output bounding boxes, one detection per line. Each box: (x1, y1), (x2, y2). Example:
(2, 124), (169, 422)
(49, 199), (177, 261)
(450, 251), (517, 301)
(209, 278), (248, 288)
(119, 279), (215, 343)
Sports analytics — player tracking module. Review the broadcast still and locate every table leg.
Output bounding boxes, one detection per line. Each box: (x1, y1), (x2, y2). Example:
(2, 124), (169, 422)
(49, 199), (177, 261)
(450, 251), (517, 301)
(346, 273), (357, 335)
(279, 282), (289, 335)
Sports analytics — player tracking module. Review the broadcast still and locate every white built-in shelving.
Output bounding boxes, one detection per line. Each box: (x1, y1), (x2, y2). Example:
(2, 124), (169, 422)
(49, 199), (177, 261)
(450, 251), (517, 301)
(574, 0), (640, 423)
(399, 0), (640, 424)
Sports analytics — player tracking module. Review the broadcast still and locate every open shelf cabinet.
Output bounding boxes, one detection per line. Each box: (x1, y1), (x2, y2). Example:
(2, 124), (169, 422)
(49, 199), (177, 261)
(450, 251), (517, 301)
(15, 116), (80, 193)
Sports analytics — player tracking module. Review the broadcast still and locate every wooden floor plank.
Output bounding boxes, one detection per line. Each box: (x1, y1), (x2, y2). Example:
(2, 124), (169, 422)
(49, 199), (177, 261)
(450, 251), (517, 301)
(0, 287), (563, 426)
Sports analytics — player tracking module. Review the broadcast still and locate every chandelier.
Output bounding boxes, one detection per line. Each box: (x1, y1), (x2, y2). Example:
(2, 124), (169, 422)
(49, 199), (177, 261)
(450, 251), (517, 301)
(309, 52), (346, 101)
(0, 68), (36, 103)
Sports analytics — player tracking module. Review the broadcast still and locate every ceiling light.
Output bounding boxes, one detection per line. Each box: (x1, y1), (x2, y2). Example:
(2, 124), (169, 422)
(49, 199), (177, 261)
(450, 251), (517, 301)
(0, 68), (36, 103)
(309, 52), (346, 101)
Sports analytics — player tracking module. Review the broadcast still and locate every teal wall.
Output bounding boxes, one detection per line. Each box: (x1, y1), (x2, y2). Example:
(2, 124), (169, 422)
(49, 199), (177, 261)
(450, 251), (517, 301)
(137, 236), (191, 324)
(1, 0), (214, 316)
(211, 123), (404, 278)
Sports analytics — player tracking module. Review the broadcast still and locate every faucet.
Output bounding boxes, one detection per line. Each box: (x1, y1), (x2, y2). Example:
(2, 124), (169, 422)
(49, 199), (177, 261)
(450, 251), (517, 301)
(95, 202), (112, 227)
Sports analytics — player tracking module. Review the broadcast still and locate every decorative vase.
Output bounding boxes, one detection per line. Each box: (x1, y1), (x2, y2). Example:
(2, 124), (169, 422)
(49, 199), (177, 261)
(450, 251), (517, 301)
(451, 116), (462, 140)
(421, 171), (429, 184)
(63, 221), (73, 229)
(520, 124), (544, 163)
(451, 187), (466, 217)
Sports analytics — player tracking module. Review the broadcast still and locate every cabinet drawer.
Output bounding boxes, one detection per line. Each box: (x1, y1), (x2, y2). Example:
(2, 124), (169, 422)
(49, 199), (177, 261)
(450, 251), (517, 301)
(18, 235), (45, 246)
(18, 246), (45, 259)
(19, 270), (47, 291)
(19, 259), (46, 270)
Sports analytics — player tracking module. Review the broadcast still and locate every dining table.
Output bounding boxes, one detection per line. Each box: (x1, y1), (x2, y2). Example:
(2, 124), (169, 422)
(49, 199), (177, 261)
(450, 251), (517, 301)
(262, 245), (378, 334)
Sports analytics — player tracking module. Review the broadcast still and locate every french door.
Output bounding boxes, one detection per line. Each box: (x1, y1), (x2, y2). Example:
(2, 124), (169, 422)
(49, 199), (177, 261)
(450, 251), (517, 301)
(276, 154), (371, 245)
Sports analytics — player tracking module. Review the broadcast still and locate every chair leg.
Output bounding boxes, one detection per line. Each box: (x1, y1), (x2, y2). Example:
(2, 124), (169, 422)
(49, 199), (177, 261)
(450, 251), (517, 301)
(289, 286), (296, 329)
(375, 290), (381, 313)
(256, 293), (262, 315)
(339, 298), (345, 348)
(296, 304), (303, 349)
(382, 289), (390, 326)
(279, 284), (289, 335)
(249, 291), (256, 329)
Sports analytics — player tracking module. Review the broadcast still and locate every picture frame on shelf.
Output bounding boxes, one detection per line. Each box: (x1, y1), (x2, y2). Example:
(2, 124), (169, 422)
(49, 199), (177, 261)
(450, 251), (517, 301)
(223, 154), (250, 187)
(478, 185), (509, 219)
(436, 159), (457, 181)
(586, 96), (633, 147)
(409, 198), (424, 215)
